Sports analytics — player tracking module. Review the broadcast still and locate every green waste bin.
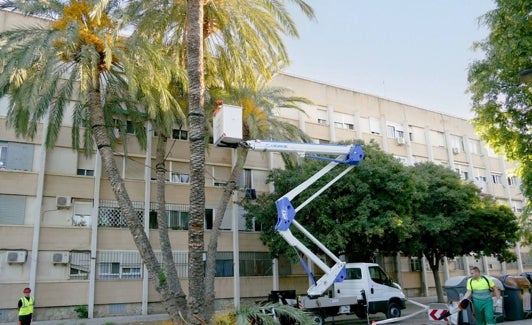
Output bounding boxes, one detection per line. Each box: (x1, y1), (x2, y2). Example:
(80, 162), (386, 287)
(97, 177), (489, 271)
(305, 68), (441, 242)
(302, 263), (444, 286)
(499, 275), (532, 321)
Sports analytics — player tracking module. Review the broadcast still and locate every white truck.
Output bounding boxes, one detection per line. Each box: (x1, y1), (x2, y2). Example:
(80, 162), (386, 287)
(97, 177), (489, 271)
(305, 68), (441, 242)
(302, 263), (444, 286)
(214, 105), (406, 324)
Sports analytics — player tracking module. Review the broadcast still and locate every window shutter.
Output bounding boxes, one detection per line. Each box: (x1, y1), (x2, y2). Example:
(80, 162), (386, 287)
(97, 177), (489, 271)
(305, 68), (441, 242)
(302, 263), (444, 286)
(0, 194), (26, 224)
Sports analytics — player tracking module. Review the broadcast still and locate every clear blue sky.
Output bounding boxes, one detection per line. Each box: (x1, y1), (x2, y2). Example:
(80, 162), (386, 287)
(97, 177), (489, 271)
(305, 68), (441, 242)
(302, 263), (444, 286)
(283, 0), (496, 119)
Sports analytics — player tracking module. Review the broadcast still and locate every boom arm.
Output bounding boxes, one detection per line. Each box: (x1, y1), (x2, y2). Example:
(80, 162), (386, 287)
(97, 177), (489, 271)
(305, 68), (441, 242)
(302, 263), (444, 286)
(242, 140), (364, 297)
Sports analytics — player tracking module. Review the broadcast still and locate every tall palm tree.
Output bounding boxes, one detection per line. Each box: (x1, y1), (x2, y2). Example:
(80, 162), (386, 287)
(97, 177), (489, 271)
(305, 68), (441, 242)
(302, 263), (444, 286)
(125, 0), (315, 89)
(203, 84), (312, 320)
(0, 0), (189, 322)
(185, 0), (207, 323)
(124, 0), (314, 321)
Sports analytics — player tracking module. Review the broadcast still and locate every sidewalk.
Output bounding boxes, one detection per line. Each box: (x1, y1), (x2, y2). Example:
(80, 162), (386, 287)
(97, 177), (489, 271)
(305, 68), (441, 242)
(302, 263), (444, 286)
(15, 313), (170, 325)
(7, 296), (532, 325)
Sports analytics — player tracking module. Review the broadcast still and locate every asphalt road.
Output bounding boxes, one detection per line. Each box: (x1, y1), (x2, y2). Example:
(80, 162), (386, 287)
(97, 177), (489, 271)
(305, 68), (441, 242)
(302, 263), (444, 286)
(324, 297), (532, 325)
(324, 297), (431, 325)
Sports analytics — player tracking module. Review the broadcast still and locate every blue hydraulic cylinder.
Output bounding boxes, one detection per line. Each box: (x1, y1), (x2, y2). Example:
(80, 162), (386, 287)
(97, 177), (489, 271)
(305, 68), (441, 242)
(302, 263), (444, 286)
(275, 197), (296, 231)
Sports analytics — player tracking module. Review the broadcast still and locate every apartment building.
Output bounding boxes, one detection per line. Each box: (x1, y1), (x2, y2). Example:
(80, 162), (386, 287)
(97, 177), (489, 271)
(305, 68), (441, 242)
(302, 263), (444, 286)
(0, 9), (529, 323)
(269, 73), (529, 294)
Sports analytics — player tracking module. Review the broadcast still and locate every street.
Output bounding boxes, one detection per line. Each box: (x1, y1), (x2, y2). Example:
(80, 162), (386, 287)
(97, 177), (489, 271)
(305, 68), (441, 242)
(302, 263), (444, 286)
(324, 297), (432, 324)
(324, 297), (532, 325)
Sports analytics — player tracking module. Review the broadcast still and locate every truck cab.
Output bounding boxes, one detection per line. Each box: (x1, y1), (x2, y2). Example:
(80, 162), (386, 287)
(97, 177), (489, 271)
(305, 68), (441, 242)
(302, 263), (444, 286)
(334, 263), (406, 318)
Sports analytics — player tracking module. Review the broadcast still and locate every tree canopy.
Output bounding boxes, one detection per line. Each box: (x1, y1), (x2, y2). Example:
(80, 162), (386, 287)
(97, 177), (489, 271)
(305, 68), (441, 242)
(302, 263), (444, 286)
(243, 145), (520, 302)
(401, 162), (519, 302)
(243, 142), (417, 262)
(468, 0), (531, 241)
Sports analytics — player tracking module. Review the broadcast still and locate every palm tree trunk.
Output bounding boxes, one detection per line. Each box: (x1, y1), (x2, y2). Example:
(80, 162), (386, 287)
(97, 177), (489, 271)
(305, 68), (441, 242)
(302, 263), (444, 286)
(204, 147), (249, 320)
(88, 83), (186, 323)
(186, 0), (206, 323)
(155, 135), (188, 313)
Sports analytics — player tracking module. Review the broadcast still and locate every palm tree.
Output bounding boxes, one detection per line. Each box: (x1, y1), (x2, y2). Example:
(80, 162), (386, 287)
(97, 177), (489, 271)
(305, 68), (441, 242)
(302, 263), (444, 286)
(203, 84), (312, 320)
(0, 0), (188, 322)
(125, 0), (314, 321)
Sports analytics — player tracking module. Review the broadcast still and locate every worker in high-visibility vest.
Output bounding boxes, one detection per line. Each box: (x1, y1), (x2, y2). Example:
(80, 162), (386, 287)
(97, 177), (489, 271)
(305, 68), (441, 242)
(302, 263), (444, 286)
(461, 267), (501, 325)
(17, 287), (34, 325)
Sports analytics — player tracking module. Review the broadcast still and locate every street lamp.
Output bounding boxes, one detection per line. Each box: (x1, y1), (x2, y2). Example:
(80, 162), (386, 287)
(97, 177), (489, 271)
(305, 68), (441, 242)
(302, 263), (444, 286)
(518, 68), (532, 84)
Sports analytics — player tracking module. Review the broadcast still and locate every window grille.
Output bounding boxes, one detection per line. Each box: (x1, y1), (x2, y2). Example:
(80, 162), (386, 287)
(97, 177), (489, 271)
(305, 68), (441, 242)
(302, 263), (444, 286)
(239, 252), (272, 276)
(98, 200), (145, 228)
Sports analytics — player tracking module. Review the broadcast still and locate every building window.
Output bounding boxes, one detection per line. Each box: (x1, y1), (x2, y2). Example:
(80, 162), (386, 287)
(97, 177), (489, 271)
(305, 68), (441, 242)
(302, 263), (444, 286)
(491, 173), (502, 184)
(0, 142), (7, 169)
(387, 125), (396, 138)
(344, 123), (354, 130)
(167, 210), (188, 230)
(240, 252), (273, 276)
(475, 175), (487, 183)
(513, 201), (523, 213)
(76, 169), (94, 176)
(334, 122), (343, 128)
(0, 194), (26, 225)
(317, 109), (328, 125)
(121, 267), (142, 279)
(97, 251), (143, 280)
(396, 130), (404, 139)
(410, 257), (422, 272)
(0, 142), (33, 171)
(455, 168), (469, 180)
(99, 262), (120, 279)
(172, 129), (188, 140)
(454, 258), (464, 270)
(73, 214), (91, 227)
(239, 169), (252, 189)
(99, 208), (126, 227)
(468, 139), (481, 155)
(69, 251), (90, 280)
(171, 172), (190, 183)
(205, 208), (214, 230)
(369, 118), (381, 134)
(215, 252), (234, 277)
(507, 176), (519, 187)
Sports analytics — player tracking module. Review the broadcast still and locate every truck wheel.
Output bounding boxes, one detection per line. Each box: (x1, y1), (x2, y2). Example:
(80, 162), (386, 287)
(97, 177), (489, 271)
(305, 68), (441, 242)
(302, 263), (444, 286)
(386, 302), (401, 319)
(311, 312), (324, 325)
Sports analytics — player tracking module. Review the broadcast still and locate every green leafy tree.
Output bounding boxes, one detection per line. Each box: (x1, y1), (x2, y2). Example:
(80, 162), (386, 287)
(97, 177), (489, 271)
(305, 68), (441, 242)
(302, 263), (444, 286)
(0, 0), (188, 322)
(243, 142), (416, 263)
(401, 162), (519, 302)
(467, 0), (531, 242)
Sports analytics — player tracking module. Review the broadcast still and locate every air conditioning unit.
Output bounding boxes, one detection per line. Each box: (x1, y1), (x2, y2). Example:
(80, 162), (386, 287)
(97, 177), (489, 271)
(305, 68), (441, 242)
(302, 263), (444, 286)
(6, 251), (27, 264)
(396, 137), (405, 145)
(52, 252), (69, 264)
(56, 196), (72, 208)
(452, 147), (460, 154)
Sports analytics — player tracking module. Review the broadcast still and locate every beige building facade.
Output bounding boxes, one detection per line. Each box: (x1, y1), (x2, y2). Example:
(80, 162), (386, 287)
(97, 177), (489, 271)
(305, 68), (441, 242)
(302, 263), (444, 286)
(0, 10), (530, 323)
